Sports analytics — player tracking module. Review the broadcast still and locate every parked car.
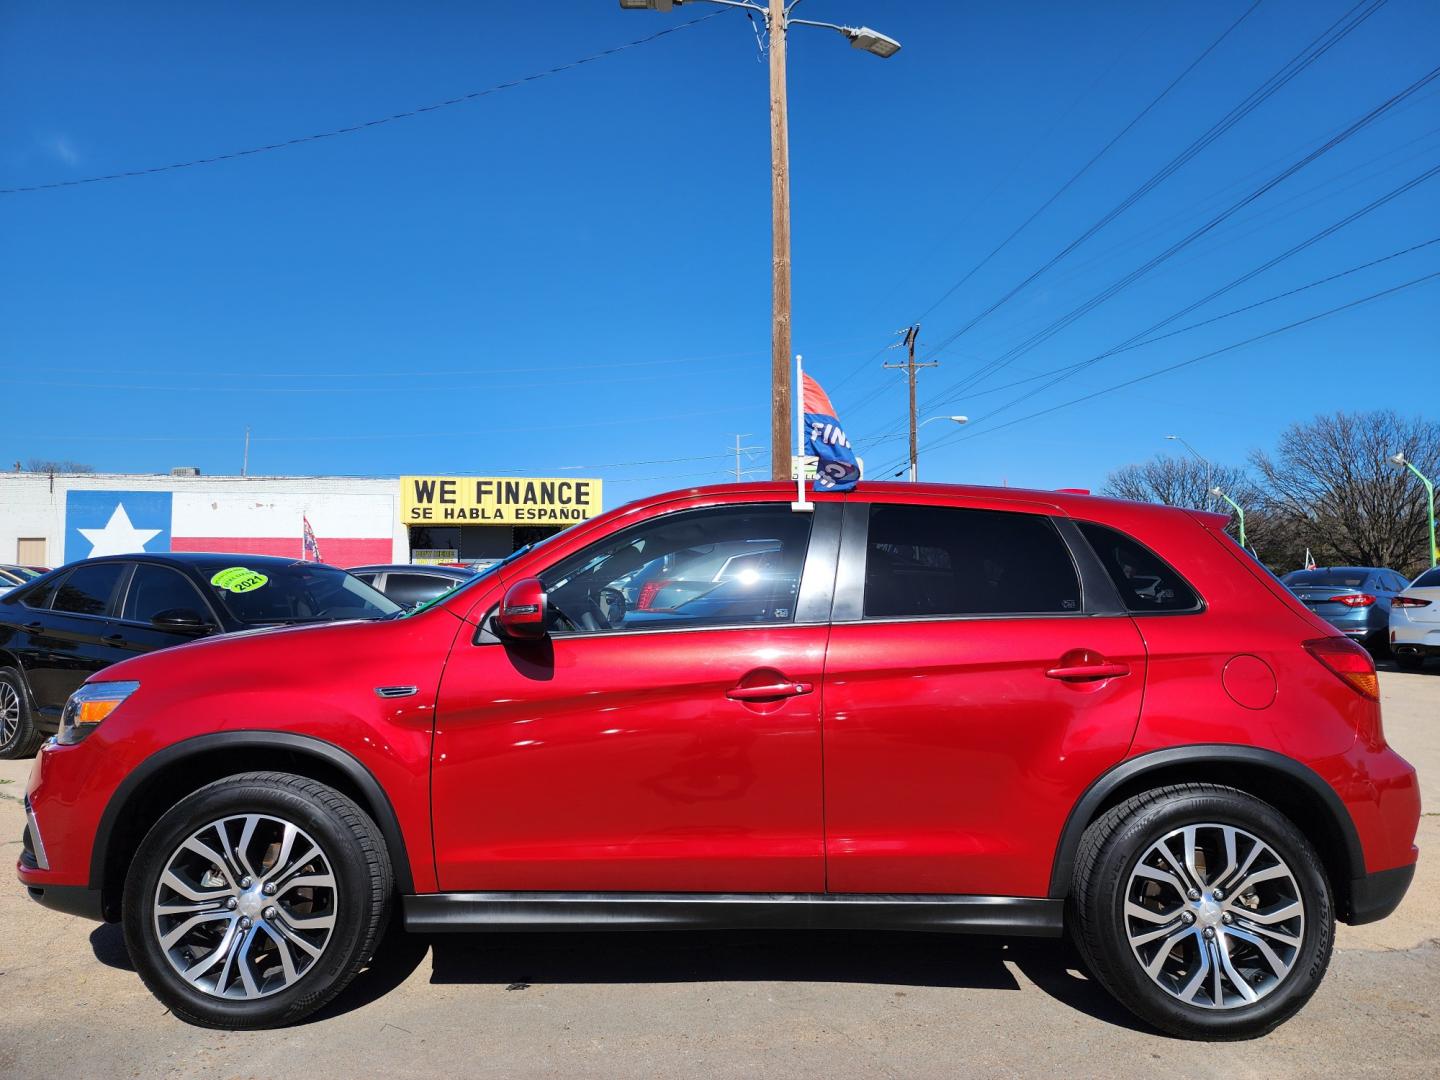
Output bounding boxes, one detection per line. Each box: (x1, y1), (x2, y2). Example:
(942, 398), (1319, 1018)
(0, 564), (44, 582)
(347, 564), (475, 609)
(1388, 565), (1440, 670)
(15, 484), (1418, 1038)
(0, 554), (399, 757)
(0, 567), (25, 594)
(1278, 566), (1409, 652)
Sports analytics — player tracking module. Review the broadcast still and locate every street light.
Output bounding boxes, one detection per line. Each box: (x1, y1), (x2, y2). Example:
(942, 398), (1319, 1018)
(912, 415), (967, 482)
(1389, 451), (1438, 567)
(621, 0), (901, 480)
(1210, 485), (1246, 549)
(1165, 434), (1213, 511)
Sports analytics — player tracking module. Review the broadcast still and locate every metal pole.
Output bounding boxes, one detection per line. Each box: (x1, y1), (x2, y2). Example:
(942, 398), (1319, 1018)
(242, 427), (250, 477)
(1213, 490), (1246, 549)
(1400, 460), (1438, 567)
(768, 0), (792, 481)
(793, 353), (811, 511)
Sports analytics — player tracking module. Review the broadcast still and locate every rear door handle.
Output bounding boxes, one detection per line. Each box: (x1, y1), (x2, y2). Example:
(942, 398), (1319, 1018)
(1045, 662), (1131, 681)
(103, 634), (126, 645)
(726, 681), (814, 701)
(25, 622), (43, 632)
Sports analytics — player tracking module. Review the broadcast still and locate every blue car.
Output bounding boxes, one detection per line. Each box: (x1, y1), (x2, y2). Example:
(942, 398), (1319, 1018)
(1280, 566), (1411, 652)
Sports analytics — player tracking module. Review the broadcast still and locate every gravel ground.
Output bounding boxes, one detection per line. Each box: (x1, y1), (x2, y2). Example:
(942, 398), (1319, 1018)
(2, 667), (1435, 1079)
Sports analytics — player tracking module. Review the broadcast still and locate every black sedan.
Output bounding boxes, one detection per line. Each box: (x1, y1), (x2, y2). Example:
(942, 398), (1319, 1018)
(0, 553), (399, 758)
(347, 563), (475, 608)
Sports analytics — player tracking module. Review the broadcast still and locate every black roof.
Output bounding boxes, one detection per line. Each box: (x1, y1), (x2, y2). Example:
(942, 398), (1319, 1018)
(57, 553), (340, 570)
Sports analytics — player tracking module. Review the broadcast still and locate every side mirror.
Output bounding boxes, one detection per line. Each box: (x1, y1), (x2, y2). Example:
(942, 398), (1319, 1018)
(496, 577), (548, 640)
(151, 608), (212, 635)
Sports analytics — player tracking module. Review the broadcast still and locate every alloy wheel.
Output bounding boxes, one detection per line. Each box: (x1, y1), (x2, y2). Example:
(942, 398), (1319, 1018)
(1124, 823), (1304, 1010)
(153, 814), (339, 999)
(0, 681), (20, 745)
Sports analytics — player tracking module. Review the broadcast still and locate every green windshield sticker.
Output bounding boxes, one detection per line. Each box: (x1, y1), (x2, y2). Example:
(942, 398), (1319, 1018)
(210, 567), (270, 593)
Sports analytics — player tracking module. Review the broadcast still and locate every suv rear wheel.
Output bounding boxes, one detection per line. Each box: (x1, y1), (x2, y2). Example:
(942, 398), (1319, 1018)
(123, 771), (392, 1028)
(1070, 783), (1333, 1040)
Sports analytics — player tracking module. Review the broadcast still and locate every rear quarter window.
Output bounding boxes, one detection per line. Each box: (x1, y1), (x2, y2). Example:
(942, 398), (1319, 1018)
(1077, 521), (1202, 613)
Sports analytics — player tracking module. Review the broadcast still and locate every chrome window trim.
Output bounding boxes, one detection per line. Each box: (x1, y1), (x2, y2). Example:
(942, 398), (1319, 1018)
(24, 794), (50, 871)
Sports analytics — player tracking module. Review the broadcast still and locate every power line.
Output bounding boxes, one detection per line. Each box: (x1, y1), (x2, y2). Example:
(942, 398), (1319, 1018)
(868, 240), (1440, 474)
(919, 0), (1389, 364)
(893, 269), (1440, 471)
(914, 61), (1440, 418)
(965, 166), (1440, 424)
(0, 12), (726, 196)
(910, 0), (1265, 331)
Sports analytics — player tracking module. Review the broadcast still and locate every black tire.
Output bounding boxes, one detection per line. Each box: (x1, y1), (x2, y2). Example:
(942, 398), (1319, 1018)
(1070, 783), (1333, 1040)
(0, 666), (46, 760)
(1393, 652), (1424, 671)
(123, 771), (392, 1028)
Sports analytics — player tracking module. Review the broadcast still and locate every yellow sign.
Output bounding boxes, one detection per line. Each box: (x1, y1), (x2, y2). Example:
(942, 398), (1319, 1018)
(401, 476), (603, 525)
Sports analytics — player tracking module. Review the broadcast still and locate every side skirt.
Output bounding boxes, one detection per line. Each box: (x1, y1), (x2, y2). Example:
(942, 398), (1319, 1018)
(403, 892), (1064, 937)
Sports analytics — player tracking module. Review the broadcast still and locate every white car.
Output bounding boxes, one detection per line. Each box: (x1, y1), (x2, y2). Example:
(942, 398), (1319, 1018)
(1389, 565), (1440, 670)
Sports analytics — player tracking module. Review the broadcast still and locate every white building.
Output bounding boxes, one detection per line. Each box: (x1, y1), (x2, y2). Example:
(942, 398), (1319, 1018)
(0, 472), (406, 568)
(0, 470), (604, 568)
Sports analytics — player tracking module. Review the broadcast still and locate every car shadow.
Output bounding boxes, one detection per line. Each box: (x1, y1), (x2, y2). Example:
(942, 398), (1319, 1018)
(320, 927), (1155, 1035)
(90, 916), (1155, 1035)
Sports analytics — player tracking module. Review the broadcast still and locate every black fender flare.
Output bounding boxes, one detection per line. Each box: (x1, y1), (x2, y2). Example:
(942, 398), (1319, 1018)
(90, 730), (416, 896)
(1047, 744), (1364, 899)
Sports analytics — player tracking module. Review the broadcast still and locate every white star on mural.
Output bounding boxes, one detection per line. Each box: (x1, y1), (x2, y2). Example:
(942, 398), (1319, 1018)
(77, 503), (163, 557)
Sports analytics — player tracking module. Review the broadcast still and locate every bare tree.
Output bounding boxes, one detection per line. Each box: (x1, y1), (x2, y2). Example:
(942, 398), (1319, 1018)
(24, 458), (95, 474)
(1104, 455), (1256, 511)
(1251, 410), (1439, 577)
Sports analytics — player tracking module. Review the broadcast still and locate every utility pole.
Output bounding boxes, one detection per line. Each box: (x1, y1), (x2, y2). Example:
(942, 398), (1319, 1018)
(884, 325), (938, 482)
(768, 0), (792, 480)
(619, 2), (901, 483)
(242, 427), (250, 477)
(731, 433), (762, 482)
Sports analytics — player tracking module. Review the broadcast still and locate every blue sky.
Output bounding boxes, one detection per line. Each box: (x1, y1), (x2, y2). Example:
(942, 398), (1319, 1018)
(2, 1), (1437, 496)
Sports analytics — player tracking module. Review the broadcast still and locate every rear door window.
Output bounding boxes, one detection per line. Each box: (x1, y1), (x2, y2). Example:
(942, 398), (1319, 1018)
(51, 562), (128, 617)
(863, 504), (1081, 618)
(124, 564), (212, 623)
(1077, 522), (1201, 613)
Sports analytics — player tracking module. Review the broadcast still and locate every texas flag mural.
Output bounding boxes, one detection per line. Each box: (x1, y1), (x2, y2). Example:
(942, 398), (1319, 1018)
(64, 490), (393, 565)
(802, 372), (862, 492)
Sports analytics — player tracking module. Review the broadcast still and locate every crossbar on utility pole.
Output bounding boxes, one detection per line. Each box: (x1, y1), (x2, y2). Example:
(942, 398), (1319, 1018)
(769, 0), (792, 480)
(884, 325), (939, 482)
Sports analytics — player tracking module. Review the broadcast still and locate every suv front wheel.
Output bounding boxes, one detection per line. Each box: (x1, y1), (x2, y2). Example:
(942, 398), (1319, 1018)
(123, 771), (392, 1028)
(1070, 783), (1334, 1040)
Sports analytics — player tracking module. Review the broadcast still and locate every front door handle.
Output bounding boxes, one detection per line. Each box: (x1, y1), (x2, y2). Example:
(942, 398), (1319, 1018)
(1045, 662), (1131, 682)
(103, 634), (126, 645)
(25, 622), (43, 632)
(726, 681), (814, 701)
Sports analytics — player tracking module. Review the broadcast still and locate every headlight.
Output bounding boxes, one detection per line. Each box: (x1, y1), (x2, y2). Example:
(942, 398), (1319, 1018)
(58, 681), (139, 745)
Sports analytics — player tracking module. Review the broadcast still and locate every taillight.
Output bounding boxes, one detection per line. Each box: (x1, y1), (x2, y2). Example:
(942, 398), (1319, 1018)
(1392, 595), (1432, 608)
(636, 581), (669, 611)
(1304, 636), (1379, 701)
(1332, 593), (1376, 607)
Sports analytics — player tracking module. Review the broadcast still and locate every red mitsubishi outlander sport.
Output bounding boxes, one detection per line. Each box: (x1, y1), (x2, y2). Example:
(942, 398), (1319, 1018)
(15, 483), (1419, 1038)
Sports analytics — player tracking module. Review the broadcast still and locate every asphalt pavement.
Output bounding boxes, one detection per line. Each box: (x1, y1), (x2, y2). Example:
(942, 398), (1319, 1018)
(2, 666), (1435, 1079)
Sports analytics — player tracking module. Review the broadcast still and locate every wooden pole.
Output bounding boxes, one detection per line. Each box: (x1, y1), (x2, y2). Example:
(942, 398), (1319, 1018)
(769, 0), (791, 481)
(884, 325), (937, 481)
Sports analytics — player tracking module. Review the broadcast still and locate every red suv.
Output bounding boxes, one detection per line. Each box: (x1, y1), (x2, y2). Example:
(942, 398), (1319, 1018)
(15, 483), (1419, 1038)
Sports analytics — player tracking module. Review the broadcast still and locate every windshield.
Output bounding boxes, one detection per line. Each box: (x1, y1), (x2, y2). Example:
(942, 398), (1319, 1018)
(194, 560), (401, 625)
(401, 538), (541, 617)
(1281, 569), (1372, 588)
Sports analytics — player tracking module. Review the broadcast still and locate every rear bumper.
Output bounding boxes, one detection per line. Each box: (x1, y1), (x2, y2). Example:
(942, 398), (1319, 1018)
(1346, 861), (1417, 925)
